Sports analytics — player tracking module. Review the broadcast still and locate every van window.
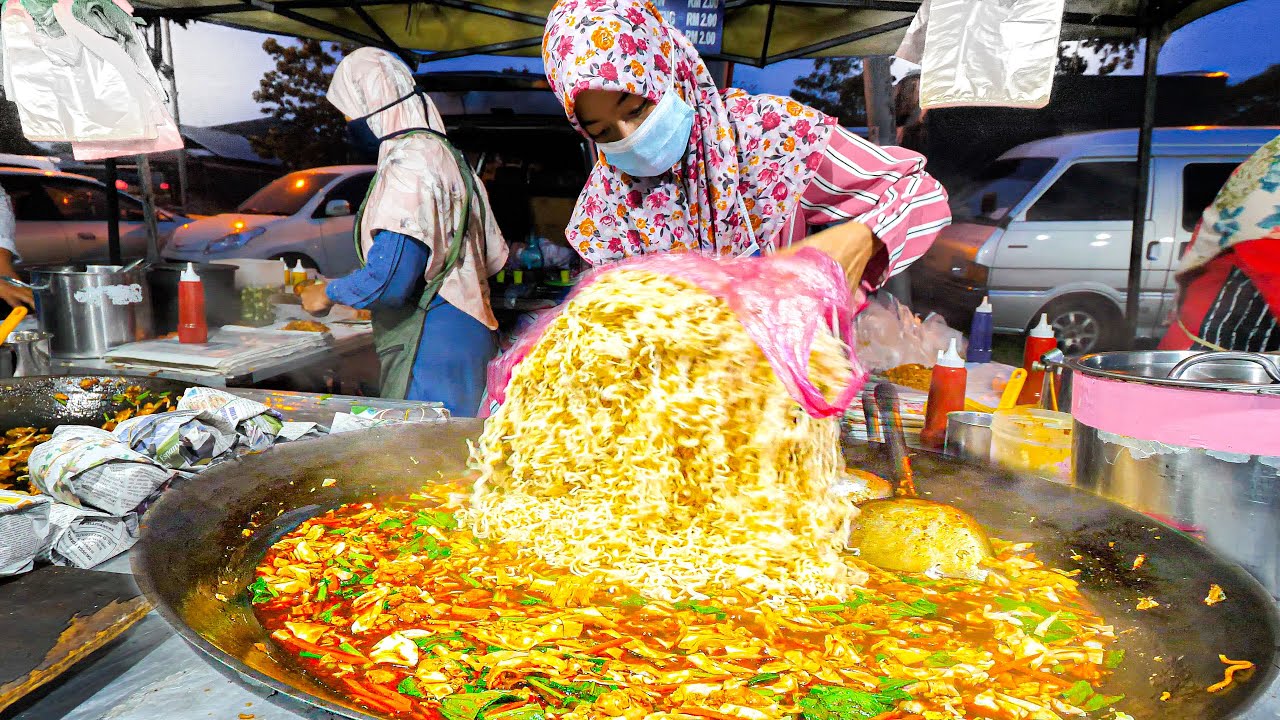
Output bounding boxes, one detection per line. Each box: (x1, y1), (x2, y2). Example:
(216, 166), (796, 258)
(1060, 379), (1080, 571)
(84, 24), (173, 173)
(949, 157), (1054, 223)
(1182, 162), (1240, 231)
(1027, 162), (1137, 222)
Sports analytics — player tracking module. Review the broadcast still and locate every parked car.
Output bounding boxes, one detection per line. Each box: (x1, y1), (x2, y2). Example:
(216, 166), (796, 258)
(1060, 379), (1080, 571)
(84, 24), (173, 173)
(911, 126), (1279, 354)
(163, 166), (376, 277)
(0, 167), (188, 264)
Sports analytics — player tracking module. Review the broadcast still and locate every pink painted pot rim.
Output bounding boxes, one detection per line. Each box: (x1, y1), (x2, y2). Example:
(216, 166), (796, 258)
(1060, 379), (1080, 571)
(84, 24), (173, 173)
(1071, 372), (1280, 458)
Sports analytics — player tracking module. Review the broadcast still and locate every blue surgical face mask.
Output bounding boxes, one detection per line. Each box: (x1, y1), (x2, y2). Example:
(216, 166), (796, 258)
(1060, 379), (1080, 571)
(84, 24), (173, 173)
(597, 88), (694, 178)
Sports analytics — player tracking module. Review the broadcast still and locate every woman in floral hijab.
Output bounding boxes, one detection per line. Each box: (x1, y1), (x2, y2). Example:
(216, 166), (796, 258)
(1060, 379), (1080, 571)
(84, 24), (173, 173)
(1160, 134), (1280, 352)
(541, 0), (950, 292)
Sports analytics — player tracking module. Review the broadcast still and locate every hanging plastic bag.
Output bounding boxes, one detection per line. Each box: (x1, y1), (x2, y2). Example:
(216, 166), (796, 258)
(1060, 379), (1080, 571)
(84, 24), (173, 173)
(486, 249), (865, 418)
(916, 0), (1065, 110)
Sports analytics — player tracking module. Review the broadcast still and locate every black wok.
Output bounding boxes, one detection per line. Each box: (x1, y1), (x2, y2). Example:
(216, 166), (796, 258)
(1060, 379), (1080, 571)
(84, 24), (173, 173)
(0, 375), (195, 433)
(133, 420), (1280, 720)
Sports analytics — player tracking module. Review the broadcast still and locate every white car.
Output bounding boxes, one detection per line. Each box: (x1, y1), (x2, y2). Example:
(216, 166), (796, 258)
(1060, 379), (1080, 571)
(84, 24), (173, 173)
(0, 167), (188, 264)
(164, 165), (376, 277)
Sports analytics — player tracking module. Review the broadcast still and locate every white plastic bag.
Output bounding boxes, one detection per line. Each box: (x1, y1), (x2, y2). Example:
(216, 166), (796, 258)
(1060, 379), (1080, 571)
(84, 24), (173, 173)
(855, 294), (966, 371)
(917, 0), (1065, 110)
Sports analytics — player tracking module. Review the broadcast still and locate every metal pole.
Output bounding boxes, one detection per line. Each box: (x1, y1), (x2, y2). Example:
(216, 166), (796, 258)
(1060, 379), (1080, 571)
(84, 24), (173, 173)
(104, 159), (122, 265)
(1123, 24), (1164, 345)
(137, 155), (163, 262)
(161, 19), (189, 213)
(861, 56), (894, 145)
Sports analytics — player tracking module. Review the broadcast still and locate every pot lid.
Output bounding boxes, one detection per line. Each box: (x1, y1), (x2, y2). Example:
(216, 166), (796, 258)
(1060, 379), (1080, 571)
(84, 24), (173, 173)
(1066, 350), (1280, 396)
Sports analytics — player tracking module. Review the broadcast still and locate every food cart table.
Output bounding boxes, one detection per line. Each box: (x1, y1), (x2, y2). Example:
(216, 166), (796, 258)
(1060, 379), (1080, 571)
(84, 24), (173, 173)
(48, 324), (374, 390)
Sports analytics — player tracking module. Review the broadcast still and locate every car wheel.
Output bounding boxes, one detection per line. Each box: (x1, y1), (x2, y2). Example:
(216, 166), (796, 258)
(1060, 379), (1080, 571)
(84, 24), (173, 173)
(1038, 296), (1123, 355)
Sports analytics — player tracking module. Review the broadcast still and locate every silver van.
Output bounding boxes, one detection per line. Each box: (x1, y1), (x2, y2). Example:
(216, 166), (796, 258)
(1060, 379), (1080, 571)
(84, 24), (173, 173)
(911, 126), (1279, 353)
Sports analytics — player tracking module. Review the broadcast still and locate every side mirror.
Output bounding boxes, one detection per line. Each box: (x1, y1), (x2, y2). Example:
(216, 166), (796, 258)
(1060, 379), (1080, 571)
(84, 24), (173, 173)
(324, 199), (352, 218)
(979, 192), (998, 216)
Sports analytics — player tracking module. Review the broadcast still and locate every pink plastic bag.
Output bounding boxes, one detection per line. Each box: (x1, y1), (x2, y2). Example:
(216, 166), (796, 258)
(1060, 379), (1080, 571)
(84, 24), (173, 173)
(485, 249), (866, 419)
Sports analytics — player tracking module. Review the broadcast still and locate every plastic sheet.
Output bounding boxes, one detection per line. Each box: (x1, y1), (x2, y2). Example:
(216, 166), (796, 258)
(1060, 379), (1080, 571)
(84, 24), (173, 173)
(855, 294), (966, 371)
(915, 0), (1065, 110)
(487, 249), (864, 418)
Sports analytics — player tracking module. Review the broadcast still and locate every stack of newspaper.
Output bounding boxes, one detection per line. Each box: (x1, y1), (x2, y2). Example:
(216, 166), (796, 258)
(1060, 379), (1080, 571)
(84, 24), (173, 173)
(103, 326), (329, 374)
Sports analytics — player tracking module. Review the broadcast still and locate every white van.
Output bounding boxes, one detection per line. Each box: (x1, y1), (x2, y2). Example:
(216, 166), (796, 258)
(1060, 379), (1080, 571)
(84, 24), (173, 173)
(911, 126), (1279, 353)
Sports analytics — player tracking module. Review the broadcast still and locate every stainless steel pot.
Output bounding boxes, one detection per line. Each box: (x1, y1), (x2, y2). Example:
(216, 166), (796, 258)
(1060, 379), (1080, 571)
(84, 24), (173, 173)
(1068, 350), (1280, 597)
(11, 264), (156, 358)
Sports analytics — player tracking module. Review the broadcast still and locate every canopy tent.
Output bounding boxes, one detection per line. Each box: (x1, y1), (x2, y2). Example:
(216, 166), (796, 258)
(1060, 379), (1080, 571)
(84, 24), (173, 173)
(132, 0), (1245, 68)
(129, 0), (1251, 343)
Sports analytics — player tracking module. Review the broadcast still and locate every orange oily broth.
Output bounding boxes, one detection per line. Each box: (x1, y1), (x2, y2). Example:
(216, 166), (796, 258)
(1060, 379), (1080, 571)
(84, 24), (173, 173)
(251, 481), (1121, 720)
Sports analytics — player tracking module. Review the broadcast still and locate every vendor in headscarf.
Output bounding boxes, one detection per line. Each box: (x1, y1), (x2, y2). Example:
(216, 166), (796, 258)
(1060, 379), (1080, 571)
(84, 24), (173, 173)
(541, 0), (950, 293)
(1160, 134), (1280, 352)
(299, 48), (508, 415)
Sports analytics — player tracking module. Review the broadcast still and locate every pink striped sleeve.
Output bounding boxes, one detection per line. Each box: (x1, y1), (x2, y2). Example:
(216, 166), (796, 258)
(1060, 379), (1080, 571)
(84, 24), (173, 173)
(799, 126), (951, 288)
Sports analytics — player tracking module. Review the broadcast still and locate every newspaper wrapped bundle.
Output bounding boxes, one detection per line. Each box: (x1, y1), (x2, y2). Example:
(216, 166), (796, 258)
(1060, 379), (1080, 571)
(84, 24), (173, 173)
(113, 410), (238, 471)
(0, 490), (51, 576)
(176, 387), (284, 452)
(28, 426), (176, 516)
(39, 502), (139, 569)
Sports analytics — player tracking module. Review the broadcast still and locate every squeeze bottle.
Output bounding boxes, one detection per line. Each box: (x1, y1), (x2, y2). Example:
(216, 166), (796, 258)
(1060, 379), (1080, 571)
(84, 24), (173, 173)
(281, 258), (292, 287)
(967, 296), (994, 363)
(178, 262), (208, 344)
(289, 260), (308, 287)
(921, 338), (968, 449)
(1017, 313), (1057, 405)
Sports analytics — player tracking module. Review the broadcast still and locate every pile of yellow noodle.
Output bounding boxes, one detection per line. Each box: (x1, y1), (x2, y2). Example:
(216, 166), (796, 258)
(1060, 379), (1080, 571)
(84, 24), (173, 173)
(466, 269), (866, 604)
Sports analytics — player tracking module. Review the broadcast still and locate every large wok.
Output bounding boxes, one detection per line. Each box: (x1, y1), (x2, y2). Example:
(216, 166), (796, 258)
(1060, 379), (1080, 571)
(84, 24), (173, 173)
(133, 420), (1280, 720)
(0, 375), (195, 432)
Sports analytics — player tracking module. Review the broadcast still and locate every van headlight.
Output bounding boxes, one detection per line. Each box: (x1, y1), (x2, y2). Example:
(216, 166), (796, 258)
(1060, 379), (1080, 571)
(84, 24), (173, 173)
(206, 227), (266, 254)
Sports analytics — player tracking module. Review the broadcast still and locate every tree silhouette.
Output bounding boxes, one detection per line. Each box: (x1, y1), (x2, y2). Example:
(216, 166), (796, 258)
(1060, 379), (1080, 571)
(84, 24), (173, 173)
(251, 38), (353, 170)
(1056, 39), (1140, 75)
(1217, 63), (1280, 125)
(790, 57), (865, 126)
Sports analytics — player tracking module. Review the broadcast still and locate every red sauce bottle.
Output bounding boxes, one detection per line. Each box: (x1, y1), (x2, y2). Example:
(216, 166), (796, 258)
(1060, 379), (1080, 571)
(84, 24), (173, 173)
(1017, 313), (1057, 405)
(921, 338), (967, 449)
(178, 262), (208, 344)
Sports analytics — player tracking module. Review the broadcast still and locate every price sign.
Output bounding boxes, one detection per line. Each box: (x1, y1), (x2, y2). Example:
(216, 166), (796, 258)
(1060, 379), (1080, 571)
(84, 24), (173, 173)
(650, 0), (724, 55)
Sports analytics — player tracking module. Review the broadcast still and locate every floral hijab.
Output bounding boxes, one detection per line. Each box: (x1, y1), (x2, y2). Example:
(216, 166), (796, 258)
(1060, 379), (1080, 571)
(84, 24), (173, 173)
(542, 0), (837, 265)
(1179, 133), (1280, 276)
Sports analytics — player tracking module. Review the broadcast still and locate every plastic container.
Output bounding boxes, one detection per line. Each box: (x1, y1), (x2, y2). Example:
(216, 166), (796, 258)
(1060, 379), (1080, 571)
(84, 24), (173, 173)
(147, 262), (239, 333)
(177, 262), (208, 344)
(1017, 313), (1057, 405)
(289, 260), (308, 288)
(921, 338), (967, 449)
(967, 295), (993, 363)
(990, 408), (1072, 481)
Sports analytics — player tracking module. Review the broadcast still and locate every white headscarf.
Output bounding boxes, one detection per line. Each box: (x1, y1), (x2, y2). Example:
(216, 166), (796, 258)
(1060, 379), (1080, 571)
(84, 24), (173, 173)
(327, 48), (508, 330)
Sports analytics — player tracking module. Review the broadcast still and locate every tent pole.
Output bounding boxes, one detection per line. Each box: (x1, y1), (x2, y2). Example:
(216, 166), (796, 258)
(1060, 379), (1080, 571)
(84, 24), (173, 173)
(1123, 17), (1164, 346)
(105, 160), (122, 266)
(162, 19), (189, 213)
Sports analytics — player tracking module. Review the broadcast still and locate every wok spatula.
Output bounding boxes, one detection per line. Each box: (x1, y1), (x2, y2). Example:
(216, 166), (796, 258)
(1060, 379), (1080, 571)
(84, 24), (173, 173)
(848, 383), (994, 581)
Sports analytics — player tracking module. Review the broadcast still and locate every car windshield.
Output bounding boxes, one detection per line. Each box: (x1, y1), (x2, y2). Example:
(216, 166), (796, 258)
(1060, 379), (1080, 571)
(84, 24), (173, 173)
(237, 172), (339, 216)
(949, 157), (1055, 224)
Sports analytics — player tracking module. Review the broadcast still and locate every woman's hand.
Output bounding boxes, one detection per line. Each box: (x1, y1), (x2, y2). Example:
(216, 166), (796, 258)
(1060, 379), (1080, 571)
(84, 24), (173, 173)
(300, 282), (334, 316)
(779, 221), (882, 289)
(0, 251), (33, 309)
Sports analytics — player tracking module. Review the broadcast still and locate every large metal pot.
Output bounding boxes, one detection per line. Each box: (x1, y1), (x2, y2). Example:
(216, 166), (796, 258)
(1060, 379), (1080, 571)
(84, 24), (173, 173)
(20, 264), (155, 358)
(1068, 350), (1280, 597)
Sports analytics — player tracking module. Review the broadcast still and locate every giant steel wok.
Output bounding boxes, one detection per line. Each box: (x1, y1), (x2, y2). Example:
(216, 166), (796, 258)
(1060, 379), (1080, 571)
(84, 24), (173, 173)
(133, 420), (1280, 720)
(0, 375), (194, 432)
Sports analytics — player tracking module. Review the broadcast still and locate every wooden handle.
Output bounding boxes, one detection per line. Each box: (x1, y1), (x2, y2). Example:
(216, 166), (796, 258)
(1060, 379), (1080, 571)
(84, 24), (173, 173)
(0, 306), (28, 346)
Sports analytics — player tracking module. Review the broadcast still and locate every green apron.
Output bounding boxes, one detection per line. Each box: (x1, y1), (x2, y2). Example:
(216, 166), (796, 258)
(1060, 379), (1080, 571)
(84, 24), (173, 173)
(353, 130), (482, 400)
